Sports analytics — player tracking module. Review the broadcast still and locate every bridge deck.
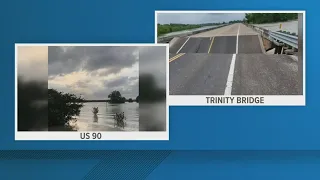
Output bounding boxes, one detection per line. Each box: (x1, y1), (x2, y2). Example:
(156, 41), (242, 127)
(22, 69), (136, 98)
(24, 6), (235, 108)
(168, 23), (301, 95)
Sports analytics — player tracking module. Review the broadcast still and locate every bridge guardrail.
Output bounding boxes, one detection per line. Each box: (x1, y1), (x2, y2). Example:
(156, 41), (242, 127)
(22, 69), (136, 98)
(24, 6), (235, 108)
(247, 24), (298, 49)
(270, 31), (298, 49)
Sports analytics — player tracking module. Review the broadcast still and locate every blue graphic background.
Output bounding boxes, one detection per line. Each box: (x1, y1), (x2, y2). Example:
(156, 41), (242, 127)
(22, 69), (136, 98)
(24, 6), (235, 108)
(1, 151), (320, 179)
(0, 0), (318, 179)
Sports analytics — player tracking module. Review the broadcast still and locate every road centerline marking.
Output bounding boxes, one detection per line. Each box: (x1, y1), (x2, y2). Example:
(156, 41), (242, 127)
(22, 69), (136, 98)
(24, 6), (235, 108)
(236, 24), (240, 54)
(169, 53), (185, 63)
(224, 54), (237, 95)
(208, 37), (214, 54)
(169, 54), (181, 61)
(176, 37), (190, 54)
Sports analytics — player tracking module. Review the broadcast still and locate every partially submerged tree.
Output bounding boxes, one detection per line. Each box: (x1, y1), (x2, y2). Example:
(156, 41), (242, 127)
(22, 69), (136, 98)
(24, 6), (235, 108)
(48, 89), (84, 129)
(108, 90), (126, 103)
(114, 112), (126, 129)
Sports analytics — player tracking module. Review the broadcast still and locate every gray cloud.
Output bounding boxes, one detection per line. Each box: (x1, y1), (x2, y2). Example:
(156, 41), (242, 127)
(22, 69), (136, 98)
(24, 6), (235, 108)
(90, 77), (138, 99)
(48, 46), (148, 100)
(74, 79), (90, 89)
(93, 68), (122, 77)
(105, 76), (129, 88)
(129, 76), (139, 81)
(48, 46), (138, 76)
(120, 80), (139, 98)
(92, 89), (109, 100)
(157, 13), (245, 24)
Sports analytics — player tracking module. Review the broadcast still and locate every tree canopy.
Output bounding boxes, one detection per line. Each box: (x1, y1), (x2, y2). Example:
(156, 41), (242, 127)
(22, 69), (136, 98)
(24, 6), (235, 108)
(229, 20), (244, 24)
(108, 90), (126, 103)
(157, 22), (230, 37)
(245, 13), (298, 24)
(158, 23), (202, 37)
(48, 89), (84, 128)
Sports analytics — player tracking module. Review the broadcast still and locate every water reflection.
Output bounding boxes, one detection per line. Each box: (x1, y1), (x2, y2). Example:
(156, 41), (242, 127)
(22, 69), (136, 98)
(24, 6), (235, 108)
(75, 102), (139, 131)
(93, 114), (98, 123)
(109, 104), (123, 115)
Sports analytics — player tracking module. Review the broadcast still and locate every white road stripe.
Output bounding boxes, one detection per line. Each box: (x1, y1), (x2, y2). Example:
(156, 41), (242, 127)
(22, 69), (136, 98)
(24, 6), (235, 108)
(176, 37), (190, 54)
(236, 24), (240, 54)
(224, 54), (237, 95)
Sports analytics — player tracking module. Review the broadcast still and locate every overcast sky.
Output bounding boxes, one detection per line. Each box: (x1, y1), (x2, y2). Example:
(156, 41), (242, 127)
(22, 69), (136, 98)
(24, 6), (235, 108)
(157, 13), (245, 24)
(48, 46), (140, 100)
(18, 46), (167, 100)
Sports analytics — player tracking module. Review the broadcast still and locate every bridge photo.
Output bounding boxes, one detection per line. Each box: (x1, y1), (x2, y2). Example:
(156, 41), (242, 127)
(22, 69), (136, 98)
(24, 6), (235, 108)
(157, 11), (304, 96)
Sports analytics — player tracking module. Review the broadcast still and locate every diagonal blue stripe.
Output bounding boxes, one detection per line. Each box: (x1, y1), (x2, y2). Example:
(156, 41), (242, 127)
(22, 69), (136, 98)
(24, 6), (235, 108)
(83, 151), (171, 180)
(0, 159), (99, 180)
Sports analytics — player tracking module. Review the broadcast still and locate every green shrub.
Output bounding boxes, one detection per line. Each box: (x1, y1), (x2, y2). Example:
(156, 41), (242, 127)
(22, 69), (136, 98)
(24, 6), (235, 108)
(48, 89), (84, 128)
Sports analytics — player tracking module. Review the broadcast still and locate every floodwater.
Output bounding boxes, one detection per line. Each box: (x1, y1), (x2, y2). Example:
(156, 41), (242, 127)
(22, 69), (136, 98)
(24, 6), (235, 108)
(74, 102), (139, 131)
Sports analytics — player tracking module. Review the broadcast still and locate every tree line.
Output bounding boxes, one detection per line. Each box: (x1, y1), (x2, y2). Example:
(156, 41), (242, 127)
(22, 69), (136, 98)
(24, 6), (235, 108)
(245, 13), (298, 24)
(107, 90), (139, 103)
(158, 24), (202, 37)
(158, 21), (238, 37)
(228, 20), (243, 24)
(158, 13), (298, 36)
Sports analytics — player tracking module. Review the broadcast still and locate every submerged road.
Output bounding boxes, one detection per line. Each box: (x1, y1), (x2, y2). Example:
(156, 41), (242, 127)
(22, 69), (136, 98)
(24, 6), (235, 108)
(169, 23), (302, 95)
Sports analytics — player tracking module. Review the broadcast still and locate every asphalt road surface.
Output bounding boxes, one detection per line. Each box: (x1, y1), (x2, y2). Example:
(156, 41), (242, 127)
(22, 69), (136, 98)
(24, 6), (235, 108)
(169, 23), (302, 95)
